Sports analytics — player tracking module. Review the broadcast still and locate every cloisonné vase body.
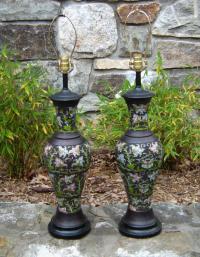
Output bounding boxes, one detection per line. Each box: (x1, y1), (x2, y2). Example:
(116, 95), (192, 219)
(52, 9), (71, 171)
(44, 77), (91, 239)
(116, 78), (163, 238)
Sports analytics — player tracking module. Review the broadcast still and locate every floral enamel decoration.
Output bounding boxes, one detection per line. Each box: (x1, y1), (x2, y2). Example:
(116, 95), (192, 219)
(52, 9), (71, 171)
(43, 54), (91, 238)
(130, 104), (149, 129)
(115, 51), (164, 238)
(56, 106), (77, 132)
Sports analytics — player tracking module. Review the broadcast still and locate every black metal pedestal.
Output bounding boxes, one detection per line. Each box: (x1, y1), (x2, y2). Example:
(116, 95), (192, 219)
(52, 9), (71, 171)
(119, 208), (162, 238)
(48, 208), (91, 239)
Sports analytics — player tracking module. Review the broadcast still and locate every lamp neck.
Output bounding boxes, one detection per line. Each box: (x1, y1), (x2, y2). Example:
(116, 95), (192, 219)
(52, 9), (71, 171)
(129, 103), (149, 131)
(135, 71), (142, 89)
(63, 73), (68, 90)
(55, 74), (77, 132)
(56, 106), (77, 132)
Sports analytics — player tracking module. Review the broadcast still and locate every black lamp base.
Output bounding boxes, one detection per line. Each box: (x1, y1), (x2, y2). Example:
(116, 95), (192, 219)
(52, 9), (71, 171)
(119, 208), (162, 238)
(48, 208), (91, 239)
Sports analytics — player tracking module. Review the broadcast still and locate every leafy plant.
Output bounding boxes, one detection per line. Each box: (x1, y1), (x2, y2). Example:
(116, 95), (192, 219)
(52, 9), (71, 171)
(0, 47), (55, 177)
(149, 53), (200, 161)
(83, 53), (200, 162)
(81, 81), (130, 147)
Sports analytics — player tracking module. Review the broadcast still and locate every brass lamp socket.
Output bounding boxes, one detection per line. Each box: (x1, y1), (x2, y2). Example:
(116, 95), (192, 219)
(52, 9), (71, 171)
(129, 52), (146, 72)
(58, 57), (72, 74)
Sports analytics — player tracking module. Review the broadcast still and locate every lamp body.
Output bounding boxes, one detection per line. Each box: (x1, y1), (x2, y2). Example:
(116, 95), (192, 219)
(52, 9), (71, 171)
(43, 75), (91, 239)
(115, 80), (163, 238)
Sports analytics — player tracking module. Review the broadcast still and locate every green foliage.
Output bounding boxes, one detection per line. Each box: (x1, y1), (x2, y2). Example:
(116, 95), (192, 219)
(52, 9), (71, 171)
(0, 47), (55, 177)
(82, 81), (130, 147)
(149, 52), (200, 161)
(83, 52), (200, 162)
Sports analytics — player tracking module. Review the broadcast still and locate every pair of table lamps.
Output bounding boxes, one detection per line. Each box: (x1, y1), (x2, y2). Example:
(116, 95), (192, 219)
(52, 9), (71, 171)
(43, 9), (163, 239)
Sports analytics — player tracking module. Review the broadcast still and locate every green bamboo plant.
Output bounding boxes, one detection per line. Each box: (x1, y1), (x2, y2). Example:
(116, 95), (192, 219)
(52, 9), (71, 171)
(0, 48), (55, 177)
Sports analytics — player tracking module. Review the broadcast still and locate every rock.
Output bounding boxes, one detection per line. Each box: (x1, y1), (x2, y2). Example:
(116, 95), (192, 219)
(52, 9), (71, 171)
(117, 2), (160, 25)
(0, 0), (60, 21)
(0, 236), (8, 257)
(91, 71), (156, 97)
(23, 61), (62, 89)
(0, 237), (7, 247)
(34, 59), (92, 93)
(141, 71), (157, 87)
(0, 202), (43, 225)
(75, 0), (140, 1)
(22, 244), (85, 257)
(69, 59), (92, 95)
(116, 249), (181, 257)
(78, 93), (101, 113)
(56, 3), (118, 58)
(0, 203), (200, 257)
(155, 40), (200, 69)
(0, 23), (56, 60)
(74, 0), (140, 2)
(158, 0), (178, 8)
(188, 110), (200, 122)
(153, 0), (200, 38)
(91, 71), (133, 97)
(94, 59), (129, 70)
(153, 203), (192, 224)
(166, 68), (200, 86)
(118, 23), (152, 57)
(23, 59), (92, 94)
(194, 204), (200, 218)
(183, 252), (200, 257)
(39, 61), (62, 89)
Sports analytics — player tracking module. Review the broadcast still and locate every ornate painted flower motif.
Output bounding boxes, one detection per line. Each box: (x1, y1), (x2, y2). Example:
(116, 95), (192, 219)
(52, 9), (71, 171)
(130, 104), (149, 129)
(140, 158), (154, 169)
(57, 116), (63, 128)
(77, 156), (84, 166)
(58, 206), (67, 214)
(64, 174), (75, 184)
(148, 171), (158, 181)
(116, 139), (163, 210)
(129, 205), (137, 212)
(132, 113), (148, 124)
(44, 140), (91, 214)
(117, 142), (126, 152)
(57, 146), (69, 158)
(68, 145), (80, 157)
(130, 144), (144, 157)
(54, 157), (65, 168)
(48, 173), (54, 182)
(139, 183), (149, 194)
(149, 142), (160, 153)
(129, 196), (151, 209)
(130, 173), (140, 183)
(59, 175), (77, 193)
(117, 154), (125, 164)
(57, 197), (65, 208)
(56, 106), (76, 131)
(115, 93), (164, 211)
(62, 183), (76, 192)
(44, 144), (52, 156)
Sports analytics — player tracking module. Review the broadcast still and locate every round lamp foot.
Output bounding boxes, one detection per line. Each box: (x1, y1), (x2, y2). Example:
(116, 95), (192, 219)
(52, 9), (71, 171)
(48, 209), (91, 239)
(119, 208), (162, 238)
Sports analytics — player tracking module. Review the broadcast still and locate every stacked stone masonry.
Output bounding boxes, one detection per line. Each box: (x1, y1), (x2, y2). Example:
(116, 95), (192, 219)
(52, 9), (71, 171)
(0, 0), (200, 112)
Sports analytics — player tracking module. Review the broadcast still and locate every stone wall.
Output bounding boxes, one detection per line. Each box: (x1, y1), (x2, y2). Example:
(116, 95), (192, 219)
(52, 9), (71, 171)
(0, 0), (200, 112)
